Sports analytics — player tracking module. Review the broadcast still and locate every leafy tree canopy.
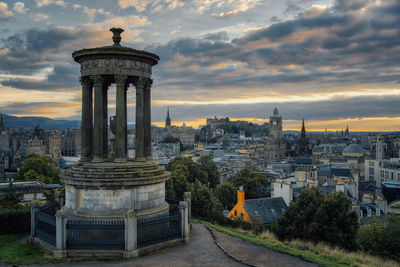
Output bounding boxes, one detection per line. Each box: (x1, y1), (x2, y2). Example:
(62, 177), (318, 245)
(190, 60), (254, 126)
(215, 182), (236, 210)
(166, 163), (190, 198)
(189, 179), (222, 219)
(227, 166), (268, 199)
(0, 183), (22, 209)
(17, 154), (60, 184)
(198, 156), (219, 188)
(273, 187), (359, 250)
(166, 156), (219, 189)
(358, 215), (400, 260)
(161, 136), (180, 143)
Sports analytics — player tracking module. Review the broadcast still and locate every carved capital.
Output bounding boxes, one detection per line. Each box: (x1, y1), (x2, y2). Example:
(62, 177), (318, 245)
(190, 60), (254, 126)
(134, 77), (146, 89)
(127, 210), (136, 218)
(79, 76), (91, 87)
(91, 75), (103, 87)
(144, 78), (153, 90)
(115, 75), (128, 87)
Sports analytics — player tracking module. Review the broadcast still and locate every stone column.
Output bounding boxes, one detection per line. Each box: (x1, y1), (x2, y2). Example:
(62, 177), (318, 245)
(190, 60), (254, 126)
(179, 201), (189, 243)
(123, 210), (138, 258)
(92, 75), (104, 162)
(134, 77), (145, 161)
(115, 75), (128, 161)
(54, 210), (66, 258)
(144, 79), (152, 159)
(102, 81), (110, 158)
(80, 76), (93, 161)
(184, 192), (192, 227)
(30, 200), (40, 243)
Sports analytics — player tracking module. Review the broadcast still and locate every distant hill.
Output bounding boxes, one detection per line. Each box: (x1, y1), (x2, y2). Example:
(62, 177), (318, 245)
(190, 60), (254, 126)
(0, 113), (80, 130)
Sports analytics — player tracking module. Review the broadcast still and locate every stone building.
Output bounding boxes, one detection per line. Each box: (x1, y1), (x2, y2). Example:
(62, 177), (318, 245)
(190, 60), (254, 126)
(0, 116), (9, 152)
(264, 107), (286, 162)
(168, 125), (195, 147)
(61, 128), (80, 157)
(48, 131), (62, 159)
(25, 136), (47, 156)
(0, 151), (22, 171)
(365, 158), (400, 188)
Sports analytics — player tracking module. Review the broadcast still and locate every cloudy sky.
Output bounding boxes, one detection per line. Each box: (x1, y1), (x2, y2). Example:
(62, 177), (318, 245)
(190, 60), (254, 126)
(0, 0), (399, 131)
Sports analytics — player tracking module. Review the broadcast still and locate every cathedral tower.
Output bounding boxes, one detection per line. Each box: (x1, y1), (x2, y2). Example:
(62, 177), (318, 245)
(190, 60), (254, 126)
(269, 107), (282, 139)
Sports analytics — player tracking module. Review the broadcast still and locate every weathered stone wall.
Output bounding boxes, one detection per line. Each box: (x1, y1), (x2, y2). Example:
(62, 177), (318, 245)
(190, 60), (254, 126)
(65, 182), (166, 216)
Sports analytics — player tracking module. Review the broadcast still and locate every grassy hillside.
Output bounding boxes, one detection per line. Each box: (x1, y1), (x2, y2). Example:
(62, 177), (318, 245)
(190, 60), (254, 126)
(195, 219), (398, 267)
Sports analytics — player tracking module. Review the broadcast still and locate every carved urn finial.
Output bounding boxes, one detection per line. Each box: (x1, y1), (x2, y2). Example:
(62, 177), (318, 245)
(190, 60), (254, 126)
(110, 28), (124, 46)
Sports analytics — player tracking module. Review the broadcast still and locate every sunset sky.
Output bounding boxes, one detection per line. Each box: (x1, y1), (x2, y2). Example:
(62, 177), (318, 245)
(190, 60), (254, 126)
(0, 0), (399, 131)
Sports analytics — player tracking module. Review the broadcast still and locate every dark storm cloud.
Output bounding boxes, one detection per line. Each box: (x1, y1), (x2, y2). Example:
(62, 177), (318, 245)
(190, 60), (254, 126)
(203, 32), (230, 41)
(1, 64), (80, 90)
(149, 0), (400, 93)
(151, 95), (400, 122)
(0, 26), (100, 75)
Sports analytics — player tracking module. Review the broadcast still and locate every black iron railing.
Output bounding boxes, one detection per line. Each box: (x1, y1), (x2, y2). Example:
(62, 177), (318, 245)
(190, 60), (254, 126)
(166, 196), (180, 213)
(66, 219), (125, 250)
(40, 202), (60, 217)
(35, 211), (56, 246)
(137, 213), (181, 248)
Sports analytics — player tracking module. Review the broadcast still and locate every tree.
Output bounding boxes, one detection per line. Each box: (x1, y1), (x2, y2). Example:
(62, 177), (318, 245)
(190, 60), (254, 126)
(189, 179), (214, 218)
(215, 182), (236, 210)
(198, 156), (220, 188)
(314, 192), (359, 250)
(273, 187), (359, 250)
(166, 163), (190, 198)
(227, 166), (268, 199)
(0, 183), (21, 209)
(161, 136), (180, 143)
(273, 187), (323, 242)
(17, 155), (60, 184)
(358, 215), (400, 260)
(166, 157), (208, 185)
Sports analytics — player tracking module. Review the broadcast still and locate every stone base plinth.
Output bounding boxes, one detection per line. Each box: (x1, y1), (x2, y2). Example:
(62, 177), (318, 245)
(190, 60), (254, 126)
(61, 159), (170, 217)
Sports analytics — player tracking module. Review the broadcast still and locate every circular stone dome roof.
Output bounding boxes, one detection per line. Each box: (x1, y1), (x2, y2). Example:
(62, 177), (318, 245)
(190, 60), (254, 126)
(72, 28), (159, 66)
(343, 143), (365, 154)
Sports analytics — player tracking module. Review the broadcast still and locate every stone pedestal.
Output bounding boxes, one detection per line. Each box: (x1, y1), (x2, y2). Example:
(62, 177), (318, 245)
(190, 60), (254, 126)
(62, 160), (169, 218)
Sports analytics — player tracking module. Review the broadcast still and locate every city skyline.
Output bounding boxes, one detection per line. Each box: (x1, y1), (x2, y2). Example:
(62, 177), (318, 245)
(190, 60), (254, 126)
(0, 0), (399, 131)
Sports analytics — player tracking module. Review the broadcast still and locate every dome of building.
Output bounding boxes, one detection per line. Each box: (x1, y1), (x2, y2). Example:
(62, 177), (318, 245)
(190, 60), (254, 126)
(343, 143), (365, 154)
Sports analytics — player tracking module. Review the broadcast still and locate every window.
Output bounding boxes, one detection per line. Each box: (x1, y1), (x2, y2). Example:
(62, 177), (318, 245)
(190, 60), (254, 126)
(369, 168), (374, 177)
(234, 210), (237, 216)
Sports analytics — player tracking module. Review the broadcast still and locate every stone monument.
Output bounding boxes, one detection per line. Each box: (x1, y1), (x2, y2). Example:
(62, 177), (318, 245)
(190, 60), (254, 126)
(61, 28), (169, 218)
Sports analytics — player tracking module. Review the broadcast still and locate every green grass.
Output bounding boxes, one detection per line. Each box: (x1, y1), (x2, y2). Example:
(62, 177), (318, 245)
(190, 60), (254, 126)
(194, 218), (399, 267)
(0, 234), (119, 265)
(0, 234), (65, 265)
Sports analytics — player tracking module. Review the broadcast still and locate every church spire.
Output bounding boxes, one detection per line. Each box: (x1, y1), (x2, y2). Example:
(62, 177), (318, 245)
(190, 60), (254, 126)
(345, 125), (349, 136)
(165, 107), (171, 128)
(273, 106), (279, 116)
(0, 114), (4, 131)
(301, 118), (306, 138)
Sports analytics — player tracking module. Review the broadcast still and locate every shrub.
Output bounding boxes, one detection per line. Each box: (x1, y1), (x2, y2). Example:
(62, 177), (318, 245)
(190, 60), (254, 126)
(0, 209), (31, 234)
